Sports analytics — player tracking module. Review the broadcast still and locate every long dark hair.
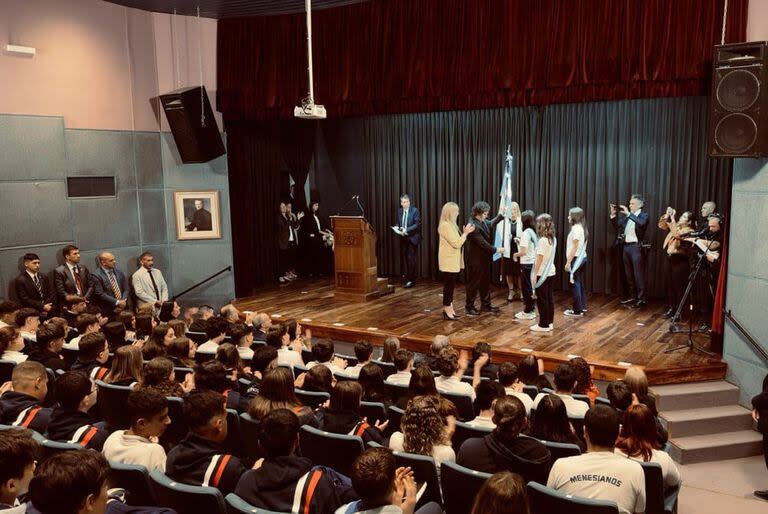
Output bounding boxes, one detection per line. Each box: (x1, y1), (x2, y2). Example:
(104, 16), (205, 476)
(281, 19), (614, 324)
(359, 363), (390, 403)
(615, 404), (661, 461)
(570, 357), (593, 395)
(470, 471), (530, 514)
(527, 395), (574, 444)
(409, 365), (438, 396)
(517, 355), (539, 385)
(520, 210), (535, 232)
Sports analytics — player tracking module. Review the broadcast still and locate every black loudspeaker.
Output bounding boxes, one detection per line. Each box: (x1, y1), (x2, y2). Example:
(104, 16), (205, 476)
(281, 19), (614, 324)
(159, 86), (226, 163)
(710, 42), (768, 157)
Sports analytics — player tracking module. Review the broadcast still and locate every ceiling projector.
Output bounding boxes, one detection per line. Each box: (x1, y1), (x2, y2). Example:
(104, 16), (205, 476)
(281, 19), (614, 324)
(294, 103), (327, 119)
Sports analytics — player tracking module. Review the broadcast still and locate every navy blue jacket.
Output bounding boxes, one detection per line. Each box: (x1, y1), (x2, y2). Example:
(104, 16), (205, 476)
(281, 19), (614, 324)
(396, 207), (422, 245)
(90, 267), (129, 316)
(611, 211), (650, 243)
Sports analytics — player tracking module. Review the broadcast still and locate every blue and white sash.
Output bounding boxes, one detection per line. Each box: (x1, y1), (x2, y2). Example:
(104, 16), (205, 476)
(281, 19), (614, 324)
(532, 237), (557, 289)
(569, 240), (587, 284)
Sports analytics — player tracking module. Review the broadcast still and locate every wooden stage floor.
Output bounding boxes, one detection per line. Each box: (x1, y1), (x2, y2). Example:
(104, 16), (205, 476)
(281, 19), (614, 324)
(234, 279), (726, 385)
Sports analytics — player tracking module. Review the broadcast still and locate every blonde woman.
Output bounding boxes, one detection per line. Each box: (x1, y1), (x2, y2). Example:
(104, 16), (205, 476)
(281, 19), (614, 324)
(531, 214), (557, 332)
(502, 201), (524, 302)
(438, 202), (475, 320)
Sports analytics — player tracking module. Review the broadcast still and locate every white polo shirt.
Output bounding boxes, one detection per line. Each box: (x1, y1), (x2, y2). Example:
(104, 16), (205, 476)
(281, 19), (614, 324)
(435, 375), (475, 401)
(533, 392), (589, 419)
(103, 430), (167, 473)
(385, 371), (412, 386)
(277, 347), (304, 367)
(504, 388), (534, 415)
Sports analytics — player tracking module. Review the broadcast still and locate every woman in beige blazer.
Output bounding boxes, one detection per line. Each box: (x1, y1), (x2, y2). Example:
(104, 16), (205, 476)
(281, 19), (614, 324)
(438, 202), (475, 320)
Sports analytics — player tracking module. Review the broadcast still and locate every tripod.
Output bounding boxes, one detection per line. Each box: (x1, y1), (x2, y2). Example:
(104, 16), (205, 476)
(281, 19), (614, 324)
(665, 239), (717, 356)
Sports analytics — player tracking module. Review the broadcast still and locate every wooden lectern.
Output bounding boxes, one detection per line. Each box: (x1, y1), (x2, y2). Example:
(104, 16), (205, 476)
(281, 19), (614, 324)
(330, 216), (393, 302)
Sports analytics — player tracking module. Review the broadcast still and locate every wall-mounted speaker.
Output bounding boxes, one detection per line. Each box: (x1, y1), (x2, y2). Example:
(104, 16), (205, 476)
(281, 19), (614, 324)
(159, 86), (226, 164)
(709, 42), (768, 157)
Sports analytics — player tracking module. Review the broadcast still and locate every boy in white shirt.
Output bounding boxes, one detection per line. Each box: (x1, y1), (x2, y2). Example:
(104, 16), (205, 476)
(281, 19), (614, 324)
(466, 380), (504, 428)
(102, 389), (170, 473)
(433, 346), (483, 401)
(339, 340), (374, 379)
(533, 363), (589, 419)
(63, 313), (100, 351)
(196, 316), (229, 354)
(548, 405), (645, 514)
(268, 325), (304, 368)
(384, 349), (414, 386)
(497, 362), (534, 414)
(306, 339), (348, 375)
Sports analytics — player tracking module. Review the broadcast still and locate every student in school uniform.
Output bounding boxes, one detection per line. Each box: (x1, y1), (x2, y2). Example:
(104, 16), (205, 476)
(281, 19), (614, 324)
(563, 207), (588, 317)
(530, 214), (557, 332)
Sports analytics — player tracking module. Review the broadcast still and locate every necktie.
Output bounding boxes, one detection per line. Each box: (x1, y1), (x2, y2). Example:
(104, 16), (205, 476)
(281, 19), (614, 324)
(33, 275), (43, 299)
(402, 209), (407, 230)
(73, 266), (83, 295)
(108, 271), (121, 299)
(148, 269), (160, 300)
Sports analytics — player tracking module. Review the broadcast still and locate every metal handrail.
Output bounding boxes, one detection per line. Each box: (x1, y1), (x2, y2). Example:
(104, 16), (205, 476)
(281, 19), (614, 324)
(724, 309), (768, 364)
(172, 266), (232, 301)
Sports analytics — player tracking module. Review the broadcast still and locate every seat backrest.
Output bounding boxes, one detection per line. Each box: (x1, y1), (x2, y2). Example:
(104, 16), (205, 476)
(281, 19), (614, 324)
(392, 450), (442, 507)
(387, 406), (405, 433)
(223, 409), (243, 457)
(640, 462), (665, 514)
(440, 461), (491, 514)
(149, 471), (226, 514)
(40, 438), (83, 461)
(372, 360), (396, 378)
(333, 372), (356, 382)
(195, 352), (215, 364)
(0, 360), (15, 384)
(225, 493), (287, 514)
(238, 377), (253, 394)
(295, 388), (330, 409)
(61, 348), (79, 368)
(439, 391), (475, 421)
(452, 421), (492, 451)
(335, 354), (358, 367)
(186, 331), (208, 345)
(384, 383), (410, 403)
(526, 481), (619, 514)
(572, 394), (591, 406)
(161, 396), (188, 447)
(544, 440), (582, 463)
(294, 363), (310, 375)
(96, 379), (133, 430)
(360, 402), (387, 425)
(43, 367), (57, 407)
(109, 461), (156, 506)
(301, 350), (313, 365)
(239, 412), (263, 461)
(523, 385), (539, 401)
(595, 396), (612, 407)
(174, 367), (195, 383)
(299, 425), (364, 476)
(569, 418), (586, 444)
(277, 364), (295, 378)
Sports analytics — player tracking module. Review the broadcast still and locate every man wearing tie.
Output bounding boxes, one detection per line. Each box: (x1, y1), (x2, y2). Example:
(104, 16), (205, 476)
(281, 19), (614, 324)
(53, 245), (92, 305)
(610, 194), (650, 308)
(13, 253), (55, 317)
(131, 251), (169, 314)
(396, 194), (422, 288)
(91, 251), (130, 318)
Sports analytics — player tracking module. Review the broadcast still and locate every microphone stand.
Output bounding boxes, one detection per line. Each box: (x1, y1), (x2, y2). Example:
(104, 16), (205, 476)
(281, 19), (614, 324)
(334, 194), (361, 216)
(665, 237), (717, 356)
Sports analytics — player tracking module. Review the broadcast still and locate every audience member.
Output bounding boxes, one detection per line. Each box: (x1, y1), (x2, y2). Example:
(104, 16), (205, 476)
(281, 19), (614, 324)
(319, 381), (387, 444)
(421, 335), (449, 371)
(235, 409), (346, 514)
(470, 471), (531, 514)
(221, 304), (241, 325)
(472, 341), (498, 379)
(29, 449), (111, 514)
(249, 345), (279, 388)
(468, 380), (505, 428)
(104, 345), (143, 386)
(619, 370), (668, 446)
(547, 405), (645, 514)
(168, 319), (187, 339)
(526, 394), (586, 452)
(13, 253), (55, 317)
(0, 301), (20, 328)
(752, 373), (768, 501)
(0, 428), (39, 512)
(167, 336), (197, 368)
(615, 404), (681, 488)
(45, 371), (107, 450)
(251, 313), (271, 342)
(341, 340), (374, 378)
(102, 389), (170, 472)
(0, 361), (51, 434)
(0, 327), (27, 364)
(181, 306), (198, 327)
(132, 251), (169, 314)
(140, 357), (187, 398)
(70, 333), (110, 380)
(302, 364), (335, 394)
(90, 251), (129, 318)
(64, 313), (100, 350)
(308, 340), (347, 374)
(497, 362), (534, 414)
(197, 316), (229, 354)
(61, 294), (87, 326)
(29, 322), (67, 371)
(216, 342), (253, 382)
(458, 396), (550, 483)
(230, 322), (255, 360)
(134, 313), (155, 341)
(189, 305), (214, 333)
(102, 321), (128, 351)
(165, 390), (248, 496)
(396, 364), (439, 409)
(385, 349), (414, 386)
(142, 324), (174, 360)
(248, 367), (319, 427)
(571, 356), (599, 404)
(380, 336), (400, 363)
(532, 363), (588, 419)
(195, 360), (248, 412)
(358, 363), (392, 406)
(434, 346), (479, 401)
(517, 355), (553, 391)
(389, 395), (455, 472)
(607, 380), (633, 412)
(267, 324), (304, 367)
(54, 245), (92, 305)
(14, 308), (40, 342)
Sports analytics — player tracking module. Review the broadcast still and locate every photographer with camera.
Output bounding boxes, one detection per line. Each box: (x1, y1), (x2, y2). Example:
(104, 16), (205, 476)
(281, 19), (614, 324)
(610, 195), (649, 309)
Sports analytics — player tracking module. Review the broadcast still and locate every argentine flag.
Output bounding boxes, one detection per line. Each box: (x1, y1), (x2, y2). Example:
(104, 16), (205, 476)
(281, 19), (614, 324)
(493, 150), (514, 262)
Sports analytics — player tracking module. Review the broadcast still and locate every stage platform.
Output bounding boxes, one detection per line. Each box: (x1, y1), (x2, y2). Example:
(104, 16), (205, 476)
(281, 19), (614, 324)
(234, 279), (726, 385)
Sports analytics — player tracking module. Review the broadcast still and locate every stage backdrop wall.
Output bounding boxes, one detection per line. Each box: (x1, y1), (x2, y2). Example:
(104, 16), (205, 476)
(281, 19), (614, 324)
(227, 95), (731, 298)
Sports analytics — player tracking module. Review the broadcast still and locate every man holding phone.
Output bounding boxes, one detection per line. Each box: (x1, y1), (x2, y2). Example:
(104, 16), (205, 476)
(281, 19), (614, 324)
(610, 195), (649, 308)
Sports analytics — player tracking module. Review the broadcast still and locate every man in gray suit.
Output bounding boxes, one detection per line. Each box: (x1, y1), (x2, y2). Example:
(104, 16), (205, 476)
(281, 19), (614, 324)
(53, 245), (92, 305)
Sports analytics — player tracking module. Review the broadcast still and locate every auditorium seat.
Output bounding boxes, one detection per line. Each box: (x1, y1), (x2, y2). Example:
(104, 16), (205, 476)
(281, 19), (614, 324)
(0, 360), (15, 383)
(387, 405), (405, 434)
(543, 440), (582, 463)
(392, 449), (443, 508)
(239, 412), (262, 461)
(384, 383), (409, 403)
(237, 377), (252, 394)
(572, 394), (591, 406)
(595, 396), (612, 407)
(223, 409), (243, 456)
(360, 401), (387, 425)
(640, 462), (680, 514)
(439, 391), (475, 421)
(295, 388), (330, 409)
(162, 396), (188, 447)
(523, 385), (539, 401)
(333, 372), (355, 382)
(372, 360), (396, 378)
(526, 481), (619, 514)
(40, 438), (83, 460)
(109, 461), (156, 506)
(186, 331), (208, 345)
(335, 354), (358, 367)
(277, 364), (295, 378)
(225, 493), (287, 514)
(195, 353), (215, 364)
(299, 425), (364, 476)
(43, 368), (57, 407)
(61, 348), (80, 368)
(174, 367), (195, 383)
(440, 461), (491, 514)
(150, 471), (226, 514)
(452, 420), (492, 450)
(301, 349), (313, 364)
(96, 379), (133, 430)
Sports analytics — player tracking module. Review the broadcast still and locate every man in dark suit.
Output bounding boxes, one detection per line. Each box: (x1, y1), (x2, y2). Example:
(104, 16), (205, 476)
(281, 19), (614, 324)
(13, 253), (56, 317)
(90, 251), (129, 318)
(53, 244), (92, 305)
(395, 194), (422, 288)
(465, 202), (506, 316)
(610, 194), (650, 308)
(186, 199), (213, 231)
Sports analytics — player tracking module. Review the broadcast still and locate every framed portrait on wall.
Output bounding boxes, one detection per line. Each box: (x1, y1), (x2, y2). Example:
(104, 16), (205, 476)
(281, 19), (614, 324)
(174, 190), (222, 240)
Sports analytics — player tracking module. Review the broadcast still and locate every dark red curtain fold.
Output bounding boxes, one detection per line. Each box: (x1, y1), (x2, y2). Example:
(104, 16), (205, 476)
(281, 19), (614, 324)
(217, 0), (747, 121)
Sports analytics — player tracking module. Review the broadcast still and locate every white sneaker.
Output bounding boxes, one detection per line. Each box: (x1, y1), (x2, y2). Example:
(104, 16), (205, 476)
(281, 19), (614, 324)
(515, 311), (536, 320)
(563, 309), (584, 317)
(530, 324), (552, 332)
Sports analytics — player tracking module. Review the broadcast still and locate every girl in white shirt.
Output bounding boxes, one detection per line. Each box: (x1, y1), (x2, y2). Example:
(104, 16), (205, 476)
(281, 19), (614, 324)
(564, 207), (588, 317)
(531, 214), (557, 332)
(0, 326), (28, 363)
(512, 210), (538, 320)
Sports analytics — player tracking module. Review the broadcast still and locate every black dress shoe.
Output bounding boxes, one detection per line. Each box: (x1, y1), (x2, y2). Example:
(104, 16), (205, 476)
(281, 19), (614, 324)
(465, 307), (481, 316)
(480, 305), (501, 313)
(754, 490), (768, 501)
(662, 308), (675, 318)
(620, 298), (636, 305)
(632, 300), (646, 309)
(403, 281), (415, 288)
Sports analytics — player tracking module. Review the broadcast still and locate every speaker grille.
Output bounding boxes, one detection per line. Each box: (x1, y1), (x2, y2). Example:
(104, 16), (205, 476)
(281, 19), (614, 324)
(715, 113), (758, 153)
(716, 69), (760, 112)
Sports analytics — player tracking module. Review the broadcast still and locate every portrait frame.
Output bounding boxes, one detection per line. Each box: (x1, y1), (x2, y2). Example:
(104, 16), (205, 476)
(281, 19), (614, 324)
(174, 190), (222, 240)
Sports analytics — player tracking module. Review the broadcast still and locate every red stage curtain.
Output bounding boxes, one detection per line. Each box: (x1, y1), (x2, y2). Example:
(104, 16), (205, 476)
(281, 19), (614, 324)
(711, 218), (729, 351)
(217, 0), (747, 121)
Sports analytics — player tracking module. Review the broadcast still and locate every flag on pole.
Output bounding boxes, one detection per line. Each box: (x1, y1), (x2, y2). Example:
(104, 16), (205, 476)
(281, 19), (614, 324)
(493, 148), (514, 262)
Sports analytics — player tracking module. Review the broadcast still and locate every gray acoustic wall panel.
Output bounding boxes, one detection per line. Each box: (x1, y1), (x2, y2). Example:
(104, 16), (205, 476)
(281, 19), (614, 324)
(138, 190), (168, 244)
(78, 246), (143, 281)
(135, 132), (163, 189)
(0, 115), (67, 180)
(0, 181), (72, 248)
(65, 129), (137, 190)
(161, 132), (229, 189)
(169, 243), (235, 306)
(70, 193), (140, 251)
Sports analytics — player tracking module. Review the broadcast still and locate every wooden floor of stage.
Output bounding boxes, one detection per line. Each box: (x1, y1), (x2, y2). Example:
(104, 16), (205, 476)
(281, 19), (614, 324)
(234, 279), (726, 385)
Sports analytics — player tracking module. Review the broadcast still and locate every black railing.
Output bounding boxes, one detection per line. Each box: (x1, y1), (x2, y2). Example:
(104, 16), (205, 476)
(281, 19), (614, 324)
(724, 309), (768, 364)
(172, 266), (232, 301)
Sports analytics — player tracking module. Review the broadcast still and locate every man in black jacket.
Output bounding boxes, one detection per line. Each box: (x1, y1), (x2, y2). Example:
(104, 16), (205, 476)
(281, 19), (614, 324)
(610, 194), (650, 308)
(0, 361), (51, 434)
(13, 253), (55, 318)
(235, 409), (349, 514)
(395, 194), (422, 288)
(53, 245), (92, 305)
(464, 201), (506, 316)
(45, 371), (107, 450)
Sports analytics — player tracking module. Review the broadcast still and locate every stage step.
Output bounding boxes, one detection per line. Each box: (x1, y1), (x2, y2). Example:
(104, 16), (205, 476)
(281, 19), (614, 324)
(654, 380), (763, 464)
(652, 380), (740, 411)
